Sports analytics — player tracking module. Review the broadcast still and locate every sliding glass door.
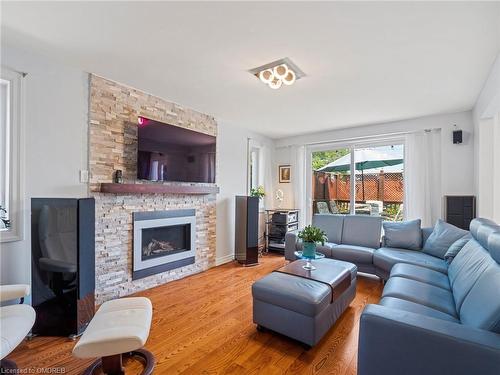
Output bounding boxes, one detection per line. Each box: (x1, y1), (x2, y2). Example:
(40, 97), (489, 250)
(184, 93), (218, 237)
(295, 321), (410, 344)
(308, 141), (404, 222)
(312, 148), (351, 215)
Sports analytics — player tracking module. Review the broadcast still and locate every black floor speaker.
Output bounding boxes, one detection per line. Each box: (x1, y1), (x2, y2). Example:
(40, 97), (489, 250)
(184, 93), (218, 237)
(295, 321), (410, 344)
(235, 196), (259, 266)
(445, 195), (476, 230)
(31, 198), (95, 337)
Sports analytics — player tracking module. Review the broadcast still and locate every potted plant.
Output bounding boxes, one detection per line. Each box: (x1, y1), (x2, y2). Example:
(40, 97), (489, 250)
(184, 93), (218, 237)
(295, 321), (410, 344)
(250, 186), (265, 199)
(298, 225), (327, 258)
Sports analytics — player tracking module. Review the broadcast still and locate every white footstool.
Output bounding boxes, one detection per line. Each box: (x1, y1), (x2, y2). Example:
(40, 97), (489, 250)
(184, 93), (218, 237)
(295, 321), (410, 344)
(73, 297), (154, 375)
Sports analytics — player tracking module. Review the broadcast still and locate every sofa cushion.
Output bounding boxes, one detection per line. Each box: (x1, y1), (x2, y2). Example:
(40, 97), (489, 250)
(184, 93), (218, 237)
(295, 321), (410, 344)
(489, 231), (500, 264)
(331, 244), (374, 264)
(390, 263), (450, 290)
(447, 238), (496, 312)
(379, 297), (459, 323)
(341, 215), (382, 248)
(422, 227), (434, 244)
(374, 247), (448, 274)
(459, 266), (500, 333)
(475, 223), (500, 249)
(444, 234), (471, 264)
(312, 214), (344, 244)
(382, 277), (457, 317)
(252, 272), (331, 317)
(383, 219), (422, 250)
(469, 217), (497, 238)
(422, 219), (468, 259)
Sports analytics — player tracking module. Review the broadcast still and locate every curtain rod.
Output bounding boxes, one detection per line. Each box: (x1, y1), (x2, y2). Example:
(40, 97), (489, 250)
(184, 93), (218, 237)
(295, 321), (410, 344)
(287, 127), (442, 148)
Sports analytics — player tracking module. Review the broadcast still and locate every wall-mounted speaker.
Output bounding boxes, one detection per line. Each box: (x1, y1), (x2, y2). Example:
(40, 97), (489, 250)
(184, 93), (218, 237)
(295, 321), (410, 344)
(453, 130), (463, 144)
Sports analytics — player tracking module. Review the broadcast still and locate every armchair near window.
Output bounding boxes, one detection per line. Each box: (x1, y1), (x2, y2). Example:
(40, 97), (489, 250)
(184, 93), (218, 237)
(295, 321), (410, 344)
(0, 284), (36, 371)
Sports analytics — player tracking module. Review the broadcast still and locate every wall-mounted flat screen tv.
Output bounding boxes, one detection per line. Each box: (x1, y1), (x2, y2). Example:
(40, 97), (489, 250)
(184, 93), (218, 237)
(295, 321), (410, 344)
(137, 117), (216, 183)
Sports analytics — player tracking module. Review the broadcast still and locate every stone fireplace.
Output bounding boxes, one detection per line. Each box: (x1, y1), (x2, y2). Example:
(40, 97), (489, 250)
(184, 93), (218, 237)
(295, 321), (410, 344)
(133, 209), (196, 280)
(89, 75), (217, 304)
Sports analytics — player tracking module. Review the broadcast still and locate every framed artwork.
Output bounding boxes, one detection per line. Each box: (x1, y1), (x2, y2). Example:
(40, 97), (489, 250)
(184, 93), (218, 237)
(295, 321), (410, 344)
(279, 165), (291, 183)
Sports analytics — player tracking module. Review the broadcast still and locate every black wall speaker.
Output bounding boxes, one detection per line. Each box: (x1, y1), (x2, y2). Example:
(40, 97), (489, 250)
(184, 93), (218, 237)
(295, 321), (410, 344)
(453, 130), (463, 144)
(235, 196), (259, 266)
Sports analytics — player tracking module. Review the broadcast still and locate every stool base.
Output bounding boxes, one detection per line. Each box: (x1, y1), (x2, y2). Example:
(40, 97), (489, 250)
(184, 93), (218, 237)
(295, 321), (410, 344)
(83, 349), (155, 375)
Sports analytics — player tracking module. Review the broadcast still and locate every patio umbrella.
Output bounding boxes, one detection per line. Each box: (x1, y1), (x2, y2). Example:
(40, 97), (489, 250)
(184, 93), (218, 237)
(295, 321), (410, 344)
(317, 148), (403, 201)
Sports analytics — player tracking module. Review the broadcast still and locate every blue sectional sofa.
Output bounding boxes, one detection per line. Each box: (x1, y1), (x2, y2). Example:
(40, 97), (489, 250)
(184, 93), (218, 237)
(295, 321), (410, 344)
(285, 214), (445, 280)
(358, 218), (500, 375)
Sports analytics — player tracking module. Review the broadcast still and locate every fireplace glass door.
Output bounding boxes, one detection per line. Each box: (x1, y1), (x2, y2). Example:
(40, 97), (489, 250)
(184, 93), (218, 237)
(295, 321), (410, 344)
(141, 224), (191, 261)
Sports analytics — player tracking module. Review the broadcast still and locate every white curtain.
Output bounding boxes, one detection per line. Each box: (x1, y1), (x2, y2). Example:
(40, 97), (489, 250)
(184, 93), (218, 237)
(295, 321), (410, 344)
(260, 143), (274, 210)
(290, 145), (307, 228)
(404, 129), (442, 227)
(248, 138), (274, 209)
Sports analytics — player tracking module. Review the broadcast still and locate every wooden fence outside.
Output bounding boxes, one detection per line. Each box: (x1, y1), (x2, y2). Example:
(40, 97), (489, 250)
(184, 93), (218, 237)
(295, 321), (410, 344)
(313, 171), (404, 203)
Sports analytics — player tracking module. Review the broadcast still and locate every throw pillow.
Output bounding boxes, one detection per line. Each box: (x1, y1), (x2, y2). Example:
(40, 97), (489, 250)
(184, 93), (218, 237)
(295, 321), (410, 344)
(383, 219), (422, 250)
(444, 233), (472, 264)
(423, 219), (469, 259)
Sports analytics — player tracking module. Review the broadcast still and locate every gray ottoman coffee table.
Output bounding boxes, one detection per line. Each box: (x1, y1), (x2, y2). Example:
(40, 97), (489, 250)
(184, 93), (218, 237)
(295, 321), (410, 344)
(252, 258), (357, 347)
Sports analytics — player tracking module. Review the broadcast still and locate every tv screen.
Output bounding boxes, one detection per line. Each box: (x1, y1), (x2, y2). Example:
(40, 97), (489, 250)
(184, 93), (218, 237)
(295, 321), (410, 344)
(137, 117), (216, 183)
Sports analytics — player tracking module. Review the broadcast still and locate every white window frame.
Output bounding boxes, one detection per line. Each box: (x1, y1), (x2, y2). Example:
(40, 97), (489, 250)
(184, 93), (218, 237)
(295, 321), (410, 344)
(305, 135), (405, 224)
(0, 67), (25, 242)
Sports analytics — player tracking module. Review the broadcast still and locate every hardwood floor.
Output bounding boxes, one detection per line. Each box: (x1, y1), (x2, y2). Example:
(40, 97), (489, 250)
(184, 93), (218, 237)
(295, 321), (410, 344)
(8, 254), (383, 374)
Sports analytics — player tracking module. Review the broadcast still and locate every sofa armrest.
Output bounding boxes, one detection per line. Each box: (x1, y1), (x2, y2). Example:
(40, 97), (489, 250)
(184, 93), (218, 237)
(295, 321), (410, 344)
(284, 231), (298, 261)
(358, 304), (500, 375)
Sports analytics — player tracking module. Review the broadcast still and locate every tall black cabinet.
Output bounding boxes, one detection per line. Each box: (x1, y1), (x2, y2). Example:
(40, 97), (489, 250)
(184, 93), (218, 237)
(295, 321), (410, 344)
(235, 196), (259, 266)
(31, 198), (95, 337)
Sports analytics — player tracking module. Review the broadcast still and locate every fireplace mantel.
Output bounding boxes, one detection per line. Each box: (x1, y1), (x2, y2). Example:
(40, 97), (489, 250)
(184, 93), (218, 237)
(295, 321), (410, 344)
(99, 183), (219, 195)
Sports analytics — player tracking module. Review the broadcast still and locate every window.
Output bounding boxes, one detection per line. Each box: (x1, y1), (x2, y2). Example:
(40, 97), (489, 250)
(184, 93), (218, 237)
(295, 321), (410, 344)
(247, 139), (266, 210)
(309, 140), (404, 222)
(249, 146), (260, 193)
(1, 67), (24, 242)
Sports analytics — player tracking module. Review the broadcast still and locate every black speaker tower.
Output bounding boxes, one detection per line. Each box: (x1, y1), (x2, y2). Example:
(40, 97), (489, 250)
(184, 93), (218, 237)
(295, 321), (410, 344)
(31, 198), (95, 337)
(235, 196), (259, 266)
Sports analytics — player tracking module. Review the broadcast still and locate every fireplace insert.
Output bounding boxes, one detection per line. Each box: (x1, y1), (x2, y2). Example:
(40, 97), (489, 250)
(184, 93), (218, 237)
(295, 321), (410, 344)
(141, 224), (191, 261)
(133, 209), (196, 279)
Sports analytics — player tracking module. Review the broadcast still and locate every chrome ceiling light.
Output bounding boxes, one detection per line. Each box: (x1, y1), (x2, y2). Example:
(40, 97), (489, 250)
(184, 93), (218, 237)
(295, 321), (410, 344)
(249, 58), (305, 90)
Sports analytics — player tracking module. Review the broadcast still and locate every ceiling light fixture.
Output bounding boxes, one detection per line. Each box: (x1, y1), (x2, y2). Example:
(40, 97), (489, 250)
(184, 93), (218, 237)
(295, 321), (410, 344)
(259, 69), (274, 84)
(269, 77), (283, 90)
(249, 58), (305, 90)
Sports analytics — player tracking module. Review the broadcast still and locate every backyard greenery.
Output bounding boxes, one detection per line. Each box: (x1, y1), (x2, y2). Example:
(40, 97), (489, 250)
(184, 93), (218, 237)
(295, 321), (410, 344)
(312, 149), (350, 170)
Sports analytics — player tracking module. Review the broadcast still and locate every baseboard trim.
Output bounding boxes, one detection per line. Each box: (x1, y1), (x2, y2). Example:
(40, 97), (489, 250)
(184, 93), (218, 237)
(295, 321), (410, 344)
(216, 254), (234, 266)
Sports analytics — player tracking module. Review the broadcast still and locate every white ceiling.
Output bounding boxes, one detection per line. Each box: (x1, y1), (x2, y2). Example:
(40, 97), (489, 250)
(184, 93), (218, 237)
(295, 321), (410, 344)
(2, 1), (499, 138)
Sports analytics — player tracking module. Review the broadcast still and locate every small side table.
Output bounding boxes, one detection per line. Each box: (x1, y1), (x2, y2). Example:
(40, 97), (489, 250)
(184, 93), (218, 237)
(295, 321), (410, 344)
(294, 251), (325, 271)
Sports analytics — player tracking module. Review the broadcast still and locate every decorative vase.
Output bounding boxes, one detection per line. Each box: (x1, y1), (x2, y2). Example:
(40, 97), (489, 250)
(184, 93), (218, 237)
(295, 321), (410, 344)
(302, 242), (316, 258)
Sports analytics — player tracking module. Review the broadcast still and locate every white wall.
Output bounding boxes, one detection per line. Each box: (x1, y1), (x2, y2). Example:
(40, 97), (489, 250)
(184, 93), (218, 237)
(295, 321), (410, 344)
(216, 123), (275, 265)
(473, 53), (500, 221)
(0, 44), (89, 289)
(274, 111), (476, 212)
